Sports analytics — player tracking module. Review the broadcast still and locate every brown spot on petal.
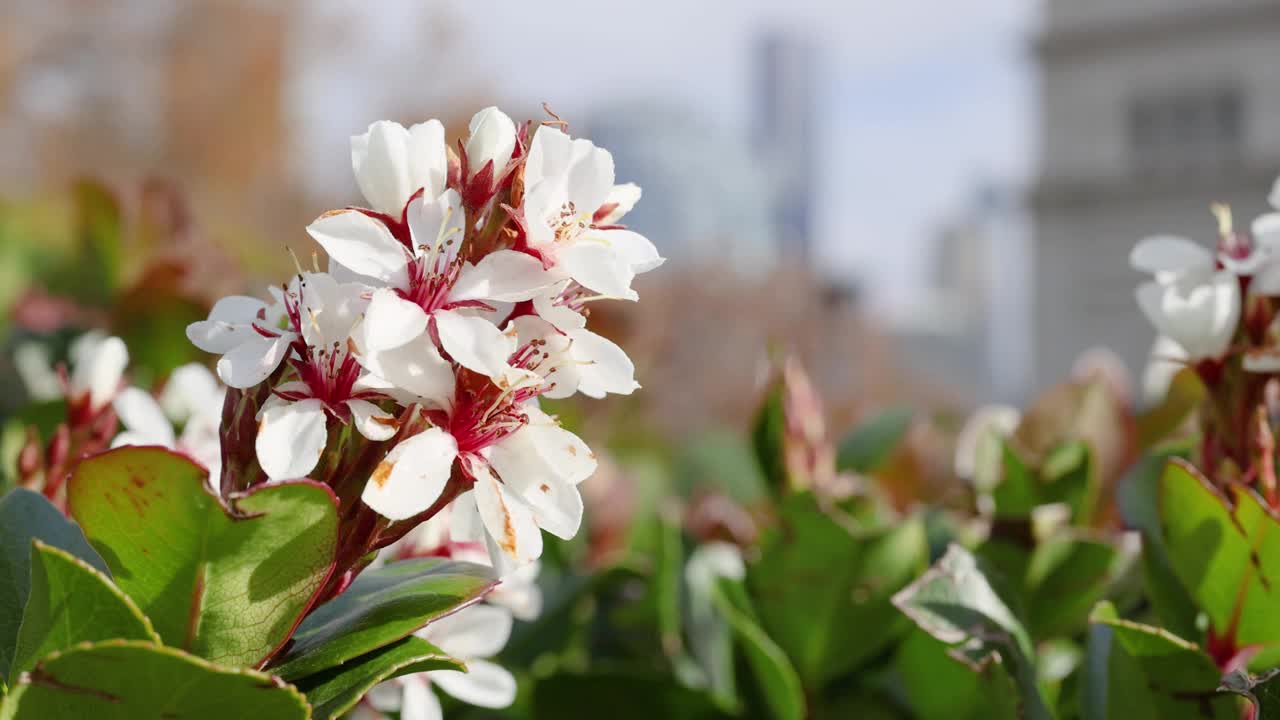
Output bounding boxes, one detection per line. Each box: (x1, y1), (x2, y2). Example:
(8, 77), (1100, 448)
(372, 414), (401, 428)
(539, 483), (550, 493)
(347, 336), (362, 357)
(492, 484), (519, 555)
(318, 208), (351, 220)
(371, 459), (394, 489)
(566, 445), (577, 456)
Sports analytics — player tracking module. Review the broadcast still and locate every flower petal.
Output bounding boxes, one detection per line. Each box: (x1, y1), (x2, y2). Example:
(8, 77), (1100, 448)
(592, 228), (665, 274)
(186, 296), (267, 354)
(306, 209), (409, 287)
(1254, 212), (1280, 251)
(352, 119), (446, 216)
(406, 190), (464, 262)
(470, 459), (542, 565)
(71, 335), (129, 412)
(565, 143), (614, 221)
(567, 327), (639, 398)
(362, 427), (458, 521)
(354, 332), (455, 408)
(524, 125), (576, 189)
(430, 660), (517, 710)
(1129, 235), (1213, 276)
(557, 242), (637, 300)
(435, 309), (516, 380)
(1135, 270), (1240, 360)
(216, 334), (294, 389)
(113, 387), (176, 447)
(449, 250), (553, 303)
(159, 363), (222, 422)
(465, 107), (516, 179)
(419, 604), (512, 659)
(400, 679), (443, 720)
(256, 398), (328, 481)
(347, 399), (399, 441)
(362, 288), (430, 351)
(596, 182), (642, 224)
(531, 283), (587, 331)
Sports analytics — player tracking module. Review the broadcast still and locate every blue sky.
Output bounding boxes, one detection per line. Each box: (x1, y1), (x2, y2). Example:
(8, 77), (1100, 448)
(296, 0), (1038, 309)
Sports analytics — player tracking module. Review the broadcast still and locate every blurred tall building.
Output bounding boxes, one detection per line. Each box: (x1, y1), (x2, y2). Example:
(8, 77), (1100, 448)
(1032, 0), (1280, 392)
(754, 31), (817, 264)
(588, 103), (779, 274)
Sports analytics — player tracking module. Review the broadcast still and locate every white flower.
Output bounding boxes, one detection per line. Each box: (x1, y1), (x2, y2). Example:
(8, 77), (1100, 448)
(520, 126), (663, 300)
(351, 119), (448, 218)
(594, 182), (642, 226)
(508, 313), (638, 399)
(1131, 236), (1240, 361)
(67, 332), (129, 414)
(362, 362), (595, 568)
(308, 189), (553, 381)
(13, 342), (63, 402)
(362, 604), (519, 720)
(953, 404), (1021, 480)
(186, 288), (296, 389)
(111, 363), (225, 480)
(1251, 179), (1280, 294)
(1142, 336), (1190, 403)
(253, 273), (398, 482)
(464, 107), (517, 181)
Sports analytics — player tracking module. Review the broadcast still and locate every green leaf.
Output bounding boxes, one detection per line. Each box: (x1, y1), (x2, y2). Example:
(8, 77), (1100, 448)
(267, 557), (495, 680)
(1160, 458), (1280, 665)
(293, 635), (462, 720)
(991, 442), (1037, 518)
(0, 640), (309, 719)
(751, 377), (788, 494)
(1084, 602), (1234, 719)
(0, 488), (106, 681)
(891, 543), (1051, 720)
(1220, 668), (1280, 718)
(748, 492), (927, 688)
(533, 671), (732, 720)
(10, 542), (158, 683)
(1118, 450), (1199, 640)
(709, 578), (804, 720)
(836, 407), (914, 473)
(893, 630), (1018, 720)
(1025, 534), (1127, 639)
(1136, 367), (1204, 450)
(66, 446), (339, 667)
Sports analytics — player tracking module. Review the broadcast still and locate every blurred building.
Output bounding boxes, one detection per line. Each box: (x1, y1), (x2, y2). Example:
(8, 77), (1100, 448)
(588, 103), (779, 274)
(892, 184), (1033, 404)
(1032, 0), (1280, 391)
(754, 30), (818, 264)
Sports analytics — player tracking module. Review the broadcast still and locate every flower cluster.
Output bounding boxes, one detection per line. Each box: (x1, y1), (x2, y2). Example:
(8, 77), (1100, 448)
(187, 107), (661, 579)
(1132, 175), (1280, 489)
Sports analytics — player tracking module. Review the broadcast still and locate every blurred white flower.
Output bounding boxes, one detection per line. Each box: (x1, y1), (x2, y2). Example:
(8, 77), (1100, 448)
(1131, 236), (1239, 361)
(13, 341), (63, 402)
(953, 404), (1021, 481)
(1141, 336), (1190, 405)
(67, 332), (129, 414)
(111, 363), (225, 480)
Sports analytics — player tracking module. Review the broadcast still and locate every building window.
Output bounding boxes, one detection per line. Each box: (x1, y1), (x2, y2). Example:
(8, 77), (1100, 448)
(1129, 88), (1243, 179)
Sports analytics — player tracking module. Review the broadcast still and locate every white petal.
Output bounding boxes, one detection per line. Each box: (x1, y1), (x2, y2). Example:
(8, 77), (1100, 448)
(362, 288), (429, 351)
(347, 399), (398, 441)
(361, 428), (458, 521)
(406, 190), (464, 262)
(449, 251), (553, 303)
(352, 120), (446, 216)
(565, 144), (615, 220)
(113, 387), (176, 446)
(430, 660), (517, 709)
(524, 126), (576, 189)
(591, 228), (665, 274)
(435, 309), (516, 380)
(299, 272), (369, 348)
(596, 183), (642, 224)
(306, 210), (409, 287)
(1254, 262), (1280, 296)
(1270, 176), (1280, 210)
(400, 679), (443, 720)
(187, 296), (267, 354)
(531, 283), (586, 331)
(215, 334), (294, 389)
(159, 363), (222, 422)
(449, 492), (486, 545)
(487, 419), (592, 538)
(354, 332), (455, 408)
(557, 242), (637, 300)
(1129, 235), (1213, 276)
(73, 336), (129, 412)
(111, 431), (165, 450)
(465, 107), (516, 178)
(210, 295), (267, 323)
(256, 398), (328, 481)
(471, 460), (542, 565)
(420, 604), (513, 659)
(1135, 271), (1240, 360)
(365, 680), (405, 712)
(489, 564), (543, 622)
(1254, 213), (1280, 250)
(567, 328), (639, 398)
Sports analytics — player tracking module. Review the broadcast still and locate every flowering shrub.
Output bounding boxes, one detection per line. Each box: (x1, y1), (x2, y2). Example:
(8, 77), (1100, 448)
(4, 108), (1280, 720)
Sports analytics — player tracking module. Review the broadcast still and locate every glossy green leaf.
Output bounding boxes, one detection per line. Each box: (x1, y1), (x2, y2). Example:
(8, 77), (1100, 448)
(0, 640), (309, 719)
(0, 488), (106, 681)
(892, 543), (1051, 720)
(1161, 459), (1280, 666)
(894, 630), (1018, 720)
(10, 542), (158, 683)
(66, 446), (339, 667)
(1083, 602), (1234, 719)
(709, 578), (804, 720)
(836, 407), (913, 474)
(749, 492), (926, 688)
(267, 557), (495, 680)
(293, 635), (461, 720)
(1025, 534), (1127, 639)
